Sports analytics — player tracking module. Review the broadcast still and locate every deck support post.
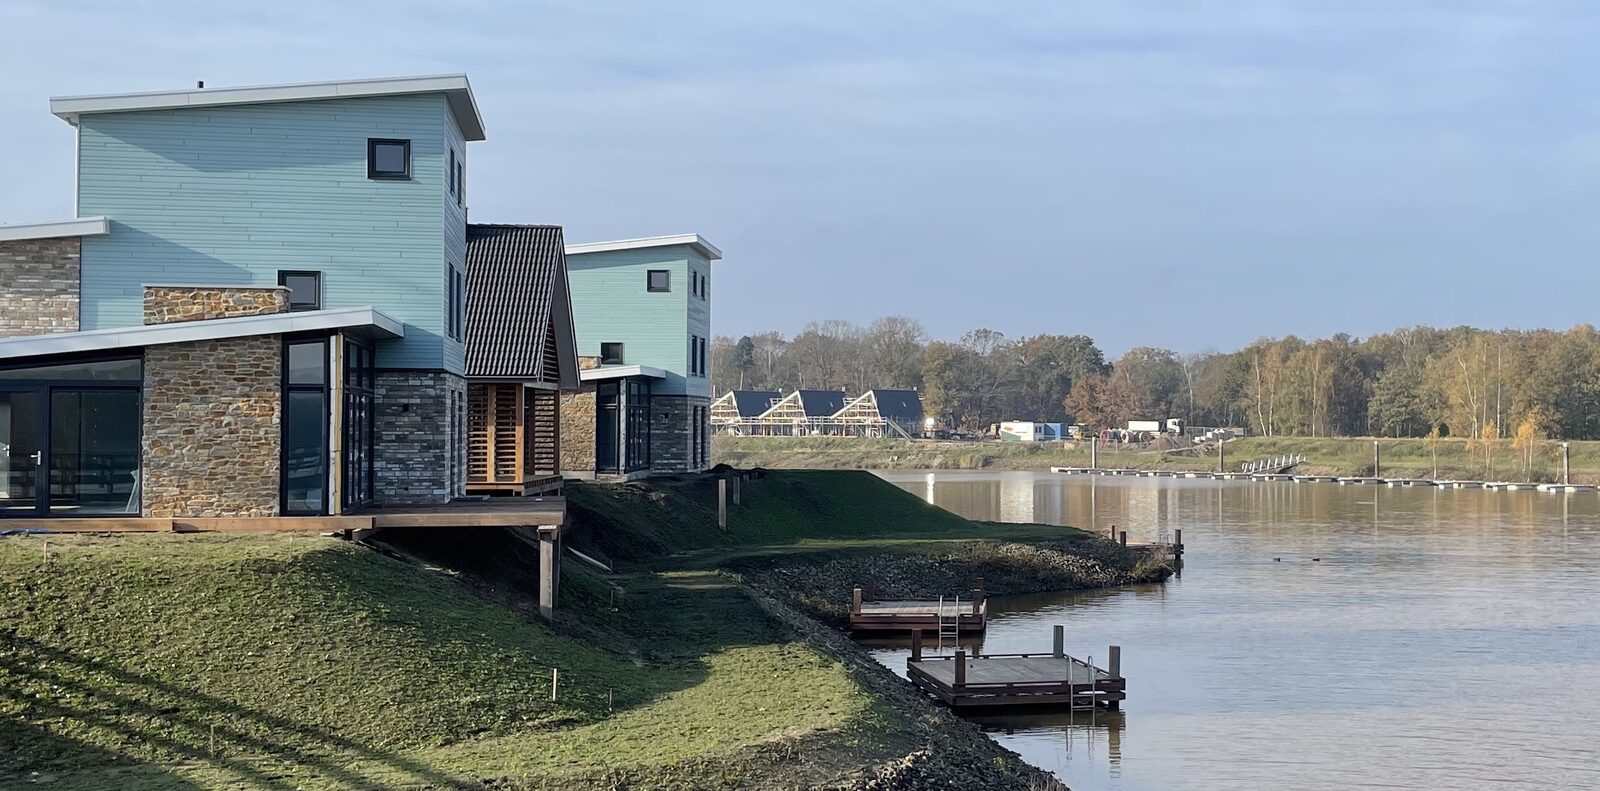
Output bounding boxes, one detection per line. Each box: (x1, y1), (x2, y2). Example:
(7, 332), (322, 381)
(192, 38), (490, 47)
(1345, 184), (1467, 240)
(718, 479), (728, 529)
(954, 650), (967, 688)
(732, 475), (742, 505)
(538, 526), (561, 621)
(852, 587), (863, 615)
(1053, 625), (1065, 658)
(910, 629), (922, 661)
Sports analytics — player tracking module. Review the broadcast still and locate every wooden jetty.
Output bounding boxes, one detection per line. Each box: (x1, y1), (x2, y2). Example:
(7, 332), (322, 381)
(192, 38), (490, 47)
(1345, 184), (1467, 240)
(906, 626), (1124, 710)
(1336, 477), (1381, 485)
(1384, 478), (1434, 487)
(1293, 475), (1338, 483)
(849, 583), (987, 633)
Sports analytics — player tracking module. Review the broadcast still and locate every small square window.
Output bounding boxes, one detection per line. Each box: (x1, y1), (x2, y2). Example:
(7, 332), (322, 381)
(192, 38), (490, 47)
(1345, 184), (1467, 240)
(601, 343), (625, 365)
(647, 270), (671, 292)
(368, 139), (411, 179)
(279, 271), (321, 312)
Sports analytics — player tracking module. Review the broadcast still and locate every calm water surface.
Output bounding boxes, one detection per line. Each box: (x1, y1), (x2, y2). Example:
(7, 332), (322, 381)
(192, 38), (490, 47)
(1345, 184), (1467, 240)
(871, 470), (1600, 791)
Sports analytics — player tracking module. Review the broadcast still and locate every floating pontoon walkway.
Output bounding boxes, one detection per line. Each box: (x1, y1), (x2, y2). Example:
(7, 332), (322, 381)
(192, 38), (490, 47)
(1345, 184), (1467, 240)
(906, 626), (1124, 709)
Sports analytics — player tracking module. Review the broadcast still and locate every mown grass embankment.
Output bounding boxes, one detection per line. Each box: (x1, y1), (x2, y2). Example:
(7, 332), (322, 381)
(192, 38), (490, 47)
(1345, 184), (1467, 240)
(1, 470), (1111, 790)
(715, 435), (1600, 482)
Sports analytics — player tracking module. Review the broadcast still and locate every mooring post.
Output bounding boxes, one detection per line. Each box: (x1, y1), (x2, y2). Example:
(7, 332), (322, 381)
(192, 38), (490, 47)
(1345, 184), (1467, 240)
(1109, 645), (1122, 678)
(1563, 442), (1571, 485)
(1119, 531), (1128, 547)
(1053, 625), (1065, 658)
(1091, 436), (1099, 470)
(1174, 528), (1183, 557)
(1373, 440), (1381, 478)
(910, 629), (923, 661)
(972, 584), (985, 615)
(864, 579), (877, 602)
(852, 586), (863, 614)
(954, 649), (967, 688)
(1218, 438), (1226, 472)
(718, 478), (728, 528)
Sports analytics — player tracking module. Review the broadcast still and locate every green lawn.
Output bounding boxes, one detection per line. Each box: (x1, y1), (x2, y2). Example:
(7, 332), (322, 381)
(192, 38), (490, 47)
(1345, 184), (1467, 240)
(0, 534), (877, 790)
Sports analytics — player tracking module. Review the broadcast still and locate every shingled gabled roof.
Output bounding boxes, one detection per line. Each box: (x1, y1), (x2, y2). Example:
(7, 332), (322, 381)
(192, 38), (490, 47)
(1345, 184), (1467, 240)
(465, 224), (578, 388)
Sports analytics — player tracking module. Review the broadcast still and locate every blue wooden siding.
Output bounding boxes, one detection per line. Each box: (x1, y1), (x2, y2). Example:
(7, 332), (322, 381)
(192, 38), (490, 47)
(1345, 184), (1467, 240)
(76, 94), (460, 371)
(441, 110), (467, 373)
(566, 246), (711, 397)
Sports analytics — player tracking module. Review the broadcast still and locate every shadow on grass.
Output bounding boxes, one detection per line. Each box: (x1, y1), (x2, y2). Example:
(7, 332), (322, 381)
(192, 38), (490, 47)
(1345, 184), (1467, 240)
(0, 633), (459, 790)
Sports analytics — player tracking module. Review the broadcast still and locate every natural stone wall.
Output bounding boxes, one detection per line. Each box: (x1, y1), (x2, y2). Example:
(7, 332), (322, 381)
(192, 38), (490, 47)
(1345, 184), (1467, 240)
(143, 286), (288, 325)
(0, 236), (80, 338)
(559, 384), (598, 474)
(142, 336), (282, 518)
(651, 394), (711, 474)
(374, 371), (468, 505)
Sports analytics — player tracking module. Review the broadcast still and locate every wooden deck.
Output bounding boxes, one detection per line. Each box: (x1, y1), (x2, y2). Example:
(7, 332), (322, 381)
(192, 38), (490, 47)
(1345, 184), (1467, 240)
(906, 630), (1125, 709)
(0, 497), (566, 534)
(849, 584), (988, 633)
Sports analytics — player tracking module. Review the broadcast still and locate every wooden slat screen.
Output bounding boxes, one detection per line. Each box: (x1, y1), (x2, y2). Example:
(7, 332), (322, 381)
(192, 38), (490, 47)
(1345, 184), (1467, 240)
(494, 385), (523, 483)
(468, 385), (493, 483)
(527, 389), (560, 475)
(540, 315), (561, 383)
(469, 384), (528, 484)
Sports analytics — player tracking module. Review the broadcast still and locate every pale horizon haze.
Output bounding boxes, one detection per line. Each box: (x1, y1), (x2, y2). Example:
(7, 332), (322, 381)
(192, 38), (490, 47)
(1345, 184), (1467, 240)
(3, 1), (1599, 355)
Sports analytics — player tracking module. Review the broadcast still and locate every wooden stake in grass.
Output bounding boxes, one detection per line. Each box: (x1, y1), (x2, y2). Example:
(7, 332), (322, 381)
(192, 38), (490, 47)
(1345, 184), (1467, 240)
(42, 540), (48, 568)
(551, 667), (559, 702)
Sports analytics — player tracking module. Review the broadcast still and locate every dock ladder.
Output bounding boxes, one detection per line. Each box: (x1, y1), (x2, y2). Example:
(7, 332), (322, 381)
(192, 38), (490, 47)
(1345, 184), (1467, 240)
(938, 594), (961, 641)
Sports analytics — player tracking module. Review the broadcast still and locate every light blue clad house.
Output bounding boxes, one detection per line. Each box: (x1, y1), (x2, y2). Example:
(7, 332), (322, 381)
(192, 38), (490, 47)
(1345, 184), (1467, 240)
(0, 75), (513, 522)
(561, 235), (722, 476)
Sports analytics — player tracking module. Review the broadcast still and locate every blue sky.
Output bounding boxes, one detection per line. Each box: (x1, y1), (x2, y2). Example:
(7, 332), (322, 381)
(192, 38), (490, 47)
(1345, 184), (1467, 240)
(3, 1), (1598, 354)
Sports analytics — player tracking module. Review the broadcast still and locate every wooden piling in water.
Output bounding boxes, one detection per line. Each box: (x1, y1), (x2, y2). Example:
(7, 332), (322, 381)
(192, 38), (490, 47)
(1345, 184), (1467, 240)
(1119, 531), (1128, 546)
(954, 650), (967, 688)
(1109, 645), (1122, 677)
(911, 629), (923, 661)
(864, 579), (877, 602)
(1053, 625), (1065, 658)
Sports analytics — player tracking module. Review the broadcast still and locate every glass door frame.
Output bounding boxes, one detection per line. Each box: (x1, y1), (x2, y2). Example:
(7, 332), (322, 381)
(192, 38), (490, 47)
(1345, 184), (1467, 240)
(0, 385), (46, 517)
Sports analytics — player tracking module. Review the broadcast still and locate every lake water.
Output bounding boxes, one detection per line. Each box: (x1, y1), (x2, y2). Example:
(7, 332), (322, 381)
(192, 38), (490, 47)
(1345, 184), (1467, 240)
(871, 470), (1600, 791)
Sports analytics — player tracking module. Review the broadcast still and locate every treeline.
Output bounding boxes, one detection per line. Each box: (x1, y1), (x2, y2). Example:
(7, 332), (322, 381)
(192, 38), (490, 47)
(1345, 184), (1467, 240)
(711, 319), (1600, 441)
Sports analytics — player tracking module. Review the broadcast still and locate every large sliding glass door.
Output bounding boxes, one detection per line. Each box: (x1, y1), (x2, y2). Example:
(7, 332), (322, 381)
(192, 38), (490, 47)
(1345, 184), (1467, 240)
(0, 357), (141, 517)
(0, 390), (43, 515)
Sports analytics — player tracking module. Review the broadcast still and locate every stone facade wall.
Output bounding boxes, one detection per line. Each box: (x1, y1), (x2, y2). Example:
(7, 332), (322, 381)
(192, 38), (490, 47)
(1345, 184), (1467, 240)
(651, 394), (711, 474)
(374, 371), (468, 505)
(559, 384), (598, 474)
(142, 336), (282, 518)
(0, 236), (80, 338)
(143, 286), (288, 325)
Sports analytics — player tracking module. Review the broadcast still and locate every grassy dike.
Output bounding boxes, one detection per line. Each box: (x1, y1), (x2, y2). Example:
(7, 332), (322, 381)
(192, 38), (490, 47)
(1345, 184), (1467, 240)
(716, 435), (1600, 482)
(0, 471), (1162, 790)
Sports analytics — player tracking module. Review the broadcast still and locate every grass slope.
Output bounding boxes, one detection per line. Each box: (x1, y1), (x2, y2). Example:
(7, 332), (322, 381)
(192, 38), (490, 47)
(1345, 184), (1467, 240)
(564, 469), (1084, 569)
(0, 534), (873, 790)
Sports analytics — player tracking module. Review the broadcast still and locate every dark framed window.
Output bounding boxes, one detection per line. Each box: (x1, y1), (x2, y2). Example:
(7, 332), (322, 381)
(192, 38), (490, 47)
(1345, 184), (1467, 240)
(647, 270), (671, 292)
(343, 337), (376, 511)
(601, 343), (625, 365)
(448, 148), (458, 199)
(278, 271), (321, 312)
(282, 337), (330, 516)
(367, 138), (411, 180)
(455, 158), (465, 207)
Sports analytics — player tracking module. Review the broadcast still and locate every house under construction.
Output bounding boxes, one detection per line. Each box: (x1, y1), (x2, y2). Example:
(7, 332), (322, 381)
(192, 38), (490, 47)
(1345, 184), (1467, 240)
(711, 388), (925, 438)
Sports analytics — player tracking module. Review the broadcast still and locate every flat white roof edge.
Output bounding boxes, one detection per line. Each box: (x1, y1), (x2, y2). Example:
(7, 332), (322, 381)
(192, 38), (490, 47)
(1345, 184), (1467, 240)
(566, 234), (723, 261)
(579, 364), (669, 381)
(0, 306), (404, 361)
(49, 74), (485, 141)
(0, 216), (109, 243)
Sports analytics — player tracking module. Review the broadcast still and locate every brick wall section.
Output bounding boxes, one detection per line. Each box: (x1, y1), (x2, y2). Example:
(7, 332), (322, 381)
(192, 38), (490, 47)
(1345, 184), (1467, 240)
(651, 394), (711, 474)
(0, 236), (81, 338)
(142, 336), (282, 518)
(560, 385), (598, 474)
(374, 371), (467, 504)
(143, 286), (288, 325)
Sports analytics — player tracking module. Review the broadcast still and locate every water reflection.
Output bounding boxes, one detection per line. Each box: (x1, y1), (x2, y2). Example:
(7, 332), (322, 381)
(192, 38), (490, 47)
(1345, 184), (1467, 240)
(870, 471), (1600, 791)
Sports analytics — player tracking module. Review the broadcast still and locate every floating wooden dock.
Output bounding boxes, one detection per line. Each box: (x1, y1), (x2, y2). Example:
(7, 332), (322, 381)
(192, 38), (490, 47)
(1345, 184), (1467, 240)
(849, 583), (987, 633)
(906, 626), (1124, 709)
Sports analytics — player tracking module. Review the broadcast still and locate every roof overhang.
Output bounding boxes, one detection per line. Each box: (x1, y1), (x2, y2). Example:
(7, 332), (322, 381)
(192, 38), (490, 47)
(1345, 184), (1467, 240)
(579, 364), (668, 382)
(50, 74), (486, 141)
(0, 217), (109, 243)
(566, 234), (722, 261)
(0, 306), (403, 362)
